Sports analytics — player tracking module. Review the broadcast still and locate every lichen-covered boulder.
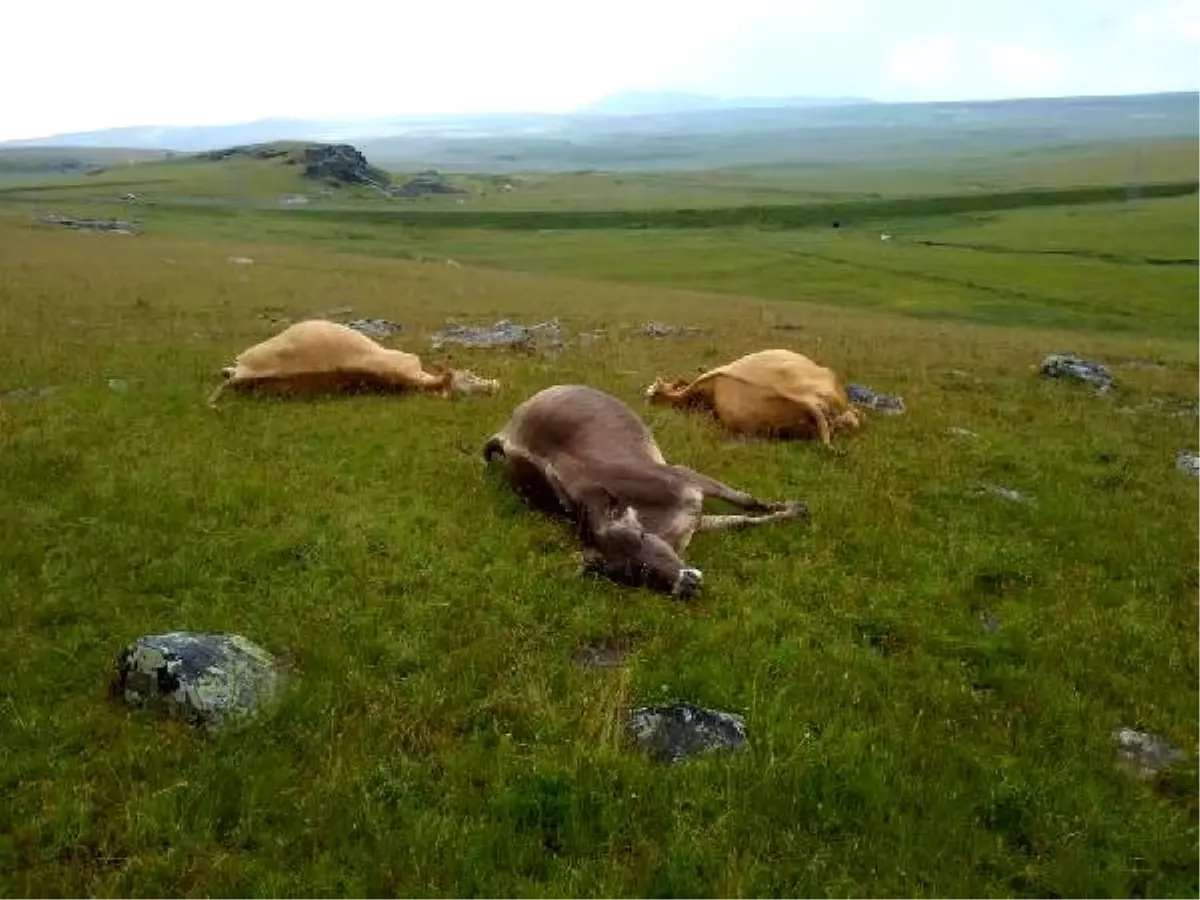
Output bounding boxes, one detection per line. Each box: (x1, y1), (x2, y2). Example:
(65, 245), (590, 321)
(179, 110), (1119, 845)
(112, 632), (282, 729)
(847, 383), (906, 415)
(971, 481), (1032, 504)
(1113, 727), (1183, 779)
(626, 703), (747, 764)
(343, 318), (402, 339)
(1175, 449), (1199, 478)
(430, 318), (563, 351)
(1039, 353), (1115, 393)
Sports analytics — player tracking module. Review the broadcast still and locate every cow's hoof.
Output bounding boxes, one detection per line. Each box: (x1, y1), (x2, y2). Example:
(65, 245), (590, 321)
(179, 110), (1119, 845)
(783, 501), (810, 518)
(673, 567), (703, 599)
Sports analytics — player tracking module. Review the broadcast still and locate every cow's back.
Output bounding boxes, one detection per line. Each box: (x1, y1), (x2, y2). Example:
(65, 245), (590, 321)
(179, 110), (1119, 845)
(692, 349), (848, 436)
(235, 320), (385, 378)
(717, 349), (836, 390)
(501, 384), (664, 465)
(719, 350), (845, 402)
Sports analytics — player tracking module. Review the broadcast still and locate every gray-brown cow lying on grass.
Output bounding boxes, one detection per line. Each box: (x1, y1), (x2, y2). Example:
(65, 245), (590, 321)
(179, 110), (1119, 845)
(483, 384), (809, 598)
(207, 319), (500, 407)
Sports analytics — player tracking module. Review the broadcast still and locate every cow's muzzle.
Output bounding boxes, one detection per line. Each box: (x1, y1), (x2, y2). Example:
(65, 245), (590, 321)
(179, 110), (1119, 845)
(673, 567), (703, 599)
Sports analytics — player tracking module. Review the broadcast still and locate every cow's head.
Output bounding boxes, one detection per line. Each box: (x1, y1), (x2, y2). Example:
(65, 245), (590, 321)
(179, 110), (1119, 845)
(643, 377), (690, 405)
(579, 503), (702, 599)
(832, 402), (865, 434)
(448, 369), (501, 397)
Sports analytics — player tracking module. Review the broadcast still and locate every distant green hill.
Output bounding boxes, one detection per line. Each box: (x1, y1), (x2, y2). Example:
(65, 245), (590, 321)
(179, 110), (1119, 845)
(1, 135), (1195, 217)
(0, 142), (366, 200)
(0, 146), (170, 180)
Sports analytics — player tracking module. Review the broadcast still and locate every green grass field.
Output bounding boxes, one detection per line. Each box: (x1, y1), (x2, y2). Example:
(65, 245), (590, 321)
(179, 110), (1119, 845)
(0, 141), (1197, 898)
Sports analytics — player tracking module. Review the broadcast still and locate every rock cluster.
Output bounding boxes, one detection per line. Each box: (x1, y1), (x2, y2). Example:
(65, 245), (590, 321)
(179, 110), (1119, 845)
(1039, 353), (1116, 394)
(39, 213), (139, 235)
(301, 144), (391, 188)
(391, 170), (465, 198)
(198, 144), (289, 162)
(343, 318), (402, 338)
(847, 383), (907, 415)
(431, 318), (563, 351)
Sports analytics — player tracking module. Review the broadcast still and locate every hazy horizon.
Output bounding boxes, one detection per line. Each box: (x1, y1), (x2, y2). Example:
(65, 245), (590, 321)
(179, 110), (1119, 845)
(5, 0), (1198, 142)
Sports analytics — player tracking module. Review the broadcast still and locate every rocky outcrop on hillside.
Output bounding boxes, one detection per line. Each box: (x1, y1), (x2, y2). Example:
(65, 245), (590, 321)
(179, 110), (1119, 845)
(191, 142), (471, 197)
(195, 142), (393, 190)
(198, 144), (290, 161)
(301, 144), (391, 189)
(392, 170), (465, 198)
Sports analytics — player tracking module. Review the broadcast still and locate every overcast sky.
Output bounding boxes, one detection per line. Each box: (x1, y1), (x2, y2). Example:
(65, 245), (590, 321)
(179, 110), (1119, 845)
(4, 0), (1197, 140)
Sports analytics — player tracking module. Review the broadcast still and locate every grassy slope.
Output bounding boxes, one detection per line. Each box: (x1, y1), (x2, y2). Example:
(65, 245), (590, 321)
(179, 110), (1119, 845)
(50, 193), (1192, 340)
(2, 137), (1194, 211)
(385, 196), (1199, 338)
(0, 155), (318, 200)
(0, 147), (169, 181)
(0, 193), (1196, 898)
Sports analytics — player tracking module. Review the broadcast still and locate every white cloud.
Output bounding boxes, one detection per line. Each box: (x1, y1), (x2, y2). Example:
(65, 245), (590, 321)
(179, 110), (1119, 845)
(981, 42), (1065, 97)
(1126, 0), (1200, 40)
(1, 0), (1196, 140)
(884, 35), (963, 93)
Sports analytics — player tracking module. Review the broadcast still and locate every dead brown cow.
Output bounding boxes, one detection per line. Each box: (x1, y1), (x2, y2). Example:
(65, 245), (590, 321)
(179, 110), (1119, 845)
(644, 348), (863, 448)
(207, 319), (500, 407)
(483, 384), (808, 598)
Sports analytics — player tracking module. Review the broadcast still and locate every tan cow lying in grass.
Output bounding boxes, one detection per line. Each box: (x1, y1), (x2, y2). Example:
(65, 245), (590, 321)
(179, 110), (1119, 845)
(483, 384), (808, 598)
(207, 319), (500, 407)
(644, 348), (863, 448)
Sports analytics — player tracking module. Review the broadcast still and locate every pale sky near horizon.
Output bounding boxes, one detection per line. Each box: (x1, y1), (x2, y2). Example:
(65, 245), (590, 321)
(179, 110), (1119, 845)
(4, 0), (1198, 140)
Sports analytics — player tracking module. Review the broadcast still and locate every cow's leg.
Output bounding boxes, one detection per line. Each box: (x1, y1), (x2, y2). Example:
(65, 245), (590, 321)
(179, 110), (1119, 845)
(417, 370), (454, 393)
(802, 398), (834, 449)
(206, 380), (230, 407)
(698, 502), (809, 533)
(777, 392), (841, 451)
(392, 369), (452, 396)
(669, 465), (781, 512)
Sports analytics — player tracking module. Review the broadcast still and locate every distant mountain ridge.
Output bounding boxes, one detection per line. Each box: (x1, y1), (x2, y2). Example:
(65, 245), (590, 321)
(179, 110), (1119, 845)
(0, 95), (876, 151)
(2, 91), (1196, 175)
(578, 90), (875, 116)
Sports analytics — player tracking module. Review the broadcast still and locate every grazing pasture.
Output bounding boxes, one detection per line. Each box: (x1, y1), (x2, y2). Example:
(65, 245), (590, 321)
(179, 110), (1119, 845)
(0, 152), (1196, 897)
